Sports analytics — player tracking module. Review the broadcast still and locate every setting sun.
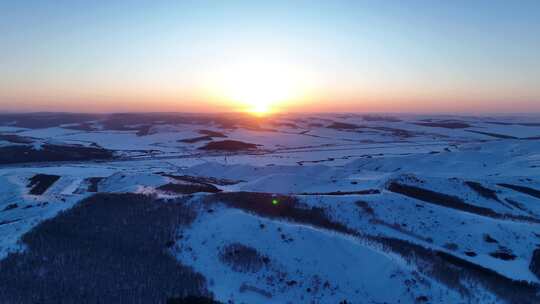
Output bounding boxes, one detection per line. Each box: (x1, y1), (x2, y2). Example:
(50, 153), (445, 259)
(204, 57), (315, 115)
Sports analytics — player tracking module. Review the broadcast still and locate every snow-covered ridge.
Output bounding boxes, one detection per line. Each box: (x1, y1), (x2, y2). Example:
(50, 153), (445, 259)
(0, 113), (539, 303)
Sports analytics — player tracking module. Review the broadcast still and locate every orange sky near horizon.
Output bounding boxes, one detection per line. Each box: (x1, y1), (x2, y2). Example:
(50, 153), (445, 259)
(3, 94), (538, 115)
(1, 1), (539, 114)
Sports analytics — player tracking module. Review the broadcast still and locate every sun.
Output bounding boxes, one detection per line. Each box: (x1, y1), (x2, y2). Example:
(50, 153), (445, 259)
(225, 70), (293, 115)
(206, 58), (311, 115)
(251, 103), (270, 115)
(220, 61), (296, 115)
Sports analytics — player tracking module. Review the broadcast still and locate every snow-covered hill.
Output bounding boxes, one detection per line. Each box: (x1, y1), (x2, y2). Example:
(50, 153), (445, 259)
(0, 113), (539, 303)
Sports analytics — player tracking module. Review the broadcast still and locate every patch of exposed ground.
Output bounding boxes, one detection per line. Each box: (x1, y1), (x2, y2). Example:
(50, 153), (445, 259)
(199, 140), (259, 151)
(218, 243), (269, 273)
(86, 177), (104, 192)
(27, 174), (61, 195)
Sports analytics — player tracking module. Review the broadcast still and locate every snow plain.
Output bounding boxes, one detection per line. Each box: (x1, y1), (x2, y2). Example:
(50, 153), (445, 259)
(0, 113), (539, 303)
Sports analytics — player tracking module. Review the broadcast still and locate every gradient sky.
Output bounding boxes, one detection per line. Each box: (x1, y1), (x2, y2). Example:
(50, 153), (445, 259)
(1, 0), (539, 113)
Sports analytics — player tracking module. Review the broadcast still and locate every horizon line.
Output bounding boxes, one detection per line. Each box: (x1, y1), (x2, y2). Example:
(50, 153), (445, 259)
(1, 111), (540, 116)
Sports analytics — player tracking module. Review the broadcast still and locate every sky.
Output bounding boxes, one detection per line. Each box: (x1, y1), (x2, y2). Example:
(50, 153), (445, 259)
(1, 0), (539, 114)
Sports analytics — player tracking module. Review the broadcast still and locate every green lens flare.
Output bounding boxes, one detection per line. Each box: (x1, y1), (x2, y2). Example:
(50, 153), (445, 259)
(272, 199), (279, 205)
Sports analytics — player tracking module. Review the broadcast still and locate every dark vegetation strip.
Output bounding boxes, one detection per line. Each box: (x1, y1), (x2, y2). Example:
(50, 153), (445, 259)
(387, 182), (540, 223)
(0, 193), (214, 303)
(298, 189), (380, 196)
(531, 249), (540, 280)
(0, 144), (114, 165)
(489, 249), (517, 261)
(65, 122), (97, 131)
(179, 136), (214, 143)
(518, 123), (540, 127)
(370, 236), (539, 303)
(362, 115), (401, 122)
(355, 200), (433, 243)
(326, 122), (360, 130)
(486, 121), (540, 127)
(167, 296), (222, 304)
(465, 130), (518, 139)
(368, 126), (414, 138)
(198, 130), (227, 137)
(355, 200), (375, 215)
(102, 112), (273, 131)
(204, 192), (539, 302)
(0, 113), (103, 129)
(163, 174), (242, 186)
(272, 122), (300, 129)
(27, 174), (61, 195)
(504, 198), (528, 212)
(2, 203), (18, 212)
(218, 243), (269, 273)
(388, 182), (501, 216)
(414, 122), (471, 129)
(464, 181), (514, 209)
(0, 134), (34, 144)
(198, 140), (259, 151)
(203, 192), (355, 235)
(497, 183), (540, 199)
(0, 219), (21, 226)
(158, 183), (222, 194)
(464, 181), (500, 201)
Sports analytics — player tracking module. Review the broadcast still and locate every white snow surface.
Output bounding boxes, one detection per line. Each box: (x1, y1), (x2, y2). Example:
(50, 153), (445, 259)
(1, 113), (539, 303)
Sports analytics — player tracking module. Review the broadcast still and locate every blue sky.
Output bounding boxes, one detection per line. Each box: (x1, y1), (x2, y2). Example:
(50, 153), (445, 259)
(1, 0), (539, 112)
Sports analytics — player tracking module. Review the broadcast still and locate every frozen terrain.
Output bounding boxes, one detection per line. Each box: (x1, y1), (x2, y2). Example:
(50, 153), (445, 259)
(0, 112), (539, 303)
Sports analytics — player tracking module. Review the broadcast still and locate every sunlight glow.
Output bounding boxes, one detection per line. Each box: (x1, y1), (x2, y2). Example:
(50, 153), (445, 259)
(205, 57), (316, 115)
(220, 60), (297, 114)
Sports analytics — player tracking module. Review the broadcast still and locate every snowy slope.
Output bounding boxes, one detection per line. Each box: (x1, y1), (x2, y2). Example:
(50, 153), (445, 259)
(0, 113), (539, 303)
